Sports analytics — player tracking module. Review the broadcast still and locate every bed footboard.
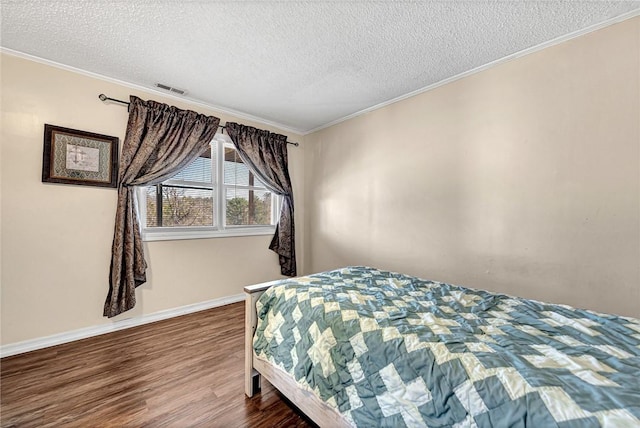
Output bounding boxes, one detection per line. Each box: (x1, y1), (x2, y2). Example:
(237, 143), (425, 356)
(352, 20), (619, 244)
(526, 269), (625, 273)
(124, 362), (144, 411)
(243, 279), (351, 427)
(244, 280), (279, 397)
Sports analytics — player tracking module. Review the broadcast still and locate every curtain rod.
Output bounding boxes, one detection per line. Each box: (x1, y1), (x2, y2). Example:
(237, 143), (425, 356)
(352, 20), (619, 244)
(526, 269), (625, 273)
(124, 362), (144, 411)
(98, 94), (299, 147)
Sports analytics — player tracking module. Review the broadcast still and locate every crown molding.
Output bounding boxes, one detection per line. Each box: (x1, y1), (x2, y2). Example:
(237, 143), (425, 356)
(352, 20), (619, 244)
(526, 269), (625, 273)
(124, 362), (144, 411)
(0, 47), (306, 136)
(304, 8), (640, 135)
(3, 7), (638, 136)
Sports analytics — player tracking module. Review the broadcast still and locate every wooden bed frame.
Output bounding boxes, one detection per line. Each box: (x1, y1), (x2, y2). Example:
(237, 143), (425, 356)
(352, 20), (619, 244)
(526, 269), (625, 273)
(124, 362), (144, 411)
(244, 282), (350, 427)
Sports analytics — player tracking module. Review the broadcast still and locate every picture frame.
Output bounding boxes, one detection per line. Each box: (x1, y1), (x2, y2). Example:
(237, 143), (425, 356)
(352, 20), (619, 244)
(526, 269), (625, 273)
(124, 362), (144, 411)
(42, 124), (119, 188)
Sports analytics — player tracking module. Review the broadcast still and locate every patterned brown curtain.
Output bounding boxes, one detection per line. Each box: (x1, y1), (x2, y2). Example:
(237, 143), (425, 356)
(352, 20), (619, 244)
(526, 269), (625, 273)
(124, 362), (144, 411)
(225, 123), (296, 276)
(105, 96), (220, 318)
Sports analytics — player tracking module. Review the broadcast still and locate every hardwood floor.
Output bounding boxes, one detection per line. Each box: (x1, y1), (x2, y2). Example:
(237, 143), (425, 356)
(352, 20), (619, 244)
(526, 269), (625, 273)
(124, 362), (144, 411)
(1, 302), (313, 427)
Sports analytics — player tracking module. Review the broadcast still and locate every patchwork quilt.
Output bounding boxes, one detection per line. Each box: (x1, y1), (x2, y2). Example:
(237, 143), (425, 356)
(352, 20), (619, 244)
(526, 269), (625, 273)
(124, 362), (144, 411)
(253, 267), (640, 427)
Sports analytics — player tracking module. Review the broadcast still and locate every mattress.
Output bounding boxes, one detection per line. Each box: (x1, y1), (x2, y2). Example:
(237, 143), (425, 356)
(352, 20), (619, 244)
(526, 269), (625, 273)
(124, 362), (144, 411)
(253, 266), (640, 427)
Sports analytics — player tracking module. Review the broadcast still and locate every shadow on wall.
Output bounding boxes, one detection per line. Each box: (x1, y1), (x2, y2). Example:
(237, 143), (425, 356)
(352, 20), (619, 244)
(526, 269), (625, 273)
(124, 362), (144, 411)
(305, 113), (472, 279)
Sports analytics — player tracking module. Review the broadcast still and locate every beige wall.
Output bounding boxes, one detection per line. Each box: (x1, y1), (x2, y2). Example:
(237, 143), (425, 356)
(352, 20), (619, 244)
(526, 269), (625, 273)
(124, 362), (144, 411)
(305, 17), (639, 317)
(0, 53), (305, 345)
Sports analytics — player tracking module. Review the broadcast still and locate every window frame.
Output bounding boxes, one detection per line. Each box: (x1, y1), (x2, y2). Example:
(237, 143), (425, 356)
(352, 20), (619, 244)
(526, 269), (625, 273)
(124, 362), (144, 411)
(138, 133), (280, 242)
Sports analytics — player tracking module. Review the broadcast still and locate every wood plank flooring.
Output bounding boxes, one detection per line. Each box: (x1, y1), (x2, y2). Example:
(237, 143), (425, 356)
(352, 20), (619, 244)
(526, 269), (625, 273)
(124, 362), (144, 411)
(1, 302), (314, 427)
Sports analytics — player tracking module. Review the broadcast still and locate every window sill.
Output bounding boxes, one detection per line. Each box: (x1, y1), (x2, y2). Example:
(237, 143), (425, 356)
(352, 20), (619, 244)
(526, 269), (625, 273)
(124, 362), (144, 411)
(142, 226), (276, 242)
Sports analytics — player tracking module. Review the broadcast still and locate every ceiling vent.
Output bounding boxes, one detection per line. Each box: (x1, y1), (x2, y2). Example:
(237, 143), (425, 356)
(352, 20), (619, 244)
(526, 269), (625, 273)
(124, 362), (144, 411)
(155, 83), (188, 96)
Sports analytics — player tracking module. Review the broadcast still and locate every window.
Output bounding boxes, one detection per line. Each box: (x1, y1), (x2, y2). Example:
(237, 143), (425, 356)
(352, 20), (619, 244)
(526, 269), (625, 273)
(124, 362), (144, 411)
(139, 133), (280, 241)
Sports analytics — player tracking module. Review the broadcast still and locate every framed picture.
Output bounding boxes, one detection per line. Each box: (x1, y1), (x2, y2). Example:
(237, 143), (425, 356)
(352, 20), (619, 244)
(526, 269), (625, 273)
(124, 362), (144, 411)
(42, 124), (119, 188)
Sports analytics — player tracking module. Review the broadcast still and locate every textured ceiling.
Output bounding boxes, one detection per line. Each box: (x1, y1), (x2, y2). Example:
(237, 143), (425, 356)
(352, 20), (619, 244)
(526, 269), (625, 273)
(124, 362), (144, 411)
(2, 1), (639, 133)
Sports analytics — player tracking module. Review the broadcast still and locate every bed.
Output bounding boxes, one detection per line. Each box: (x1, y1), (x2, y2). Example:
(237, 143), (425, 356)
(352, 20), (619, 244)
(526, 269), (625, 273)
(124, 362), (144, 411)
(244, 266), (640, 427)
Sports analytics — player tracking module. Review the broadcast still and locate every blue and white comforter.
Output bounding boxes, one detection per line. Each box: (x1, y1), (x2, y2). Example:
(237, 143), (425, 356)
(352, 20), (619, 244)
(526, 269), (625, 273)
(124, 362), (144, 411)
(253, 267), (640, 427)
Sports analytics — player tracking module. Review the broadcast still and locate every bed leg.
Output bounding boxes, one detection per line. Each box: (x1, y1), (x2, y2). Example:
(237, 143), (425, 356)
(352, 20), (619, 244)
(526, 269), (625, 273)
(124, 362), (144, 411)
(252, 370), (261, 393)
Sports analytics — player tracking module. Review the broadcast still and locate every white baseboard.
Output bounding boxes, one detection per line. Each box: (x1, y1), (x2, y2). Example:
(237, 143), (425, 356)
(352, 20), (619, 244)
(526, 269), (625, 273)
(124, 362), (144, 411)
(0, 294), (245, 359)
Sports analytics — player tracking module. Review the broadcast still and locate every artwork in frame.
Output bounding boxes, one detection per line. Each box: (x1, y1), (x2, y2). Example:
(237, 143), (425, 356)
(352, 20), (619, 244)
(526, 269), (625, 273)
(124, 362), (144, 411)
(42, 124), (119, 188)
